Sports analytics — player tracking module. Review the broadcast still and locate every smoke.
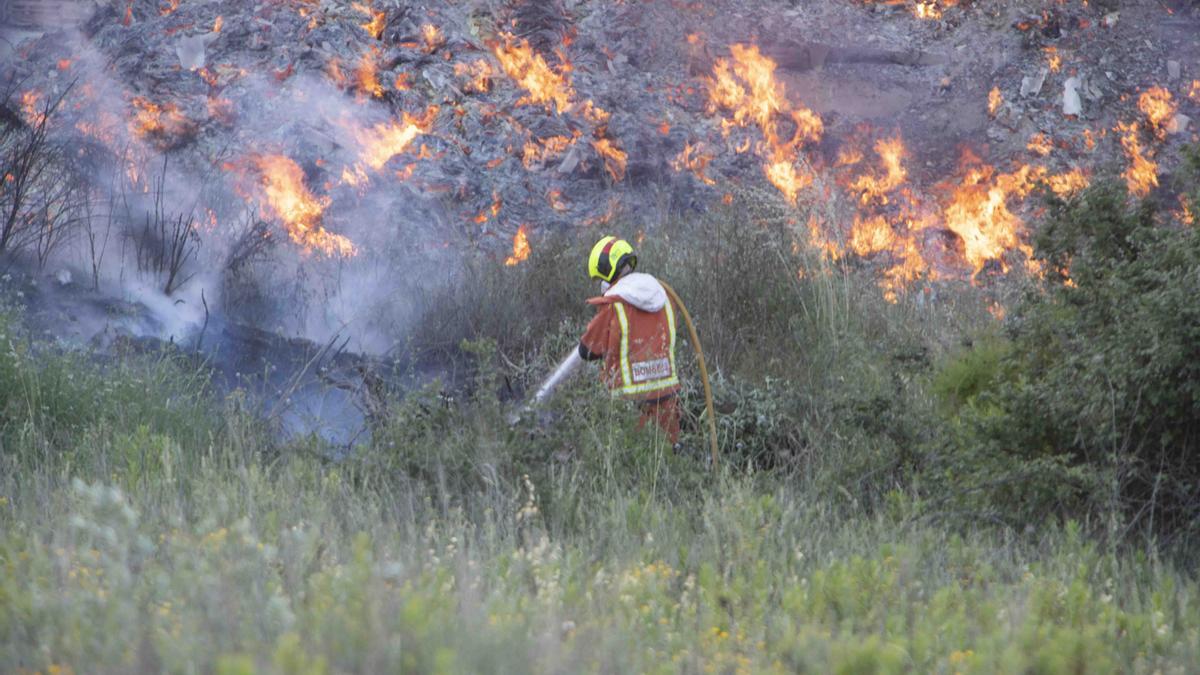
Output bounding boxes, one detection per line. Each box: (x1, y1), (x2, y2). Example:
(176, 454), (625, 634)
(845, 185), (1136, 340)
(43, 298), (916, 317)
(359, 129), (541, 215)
(12, 27), (462, 356)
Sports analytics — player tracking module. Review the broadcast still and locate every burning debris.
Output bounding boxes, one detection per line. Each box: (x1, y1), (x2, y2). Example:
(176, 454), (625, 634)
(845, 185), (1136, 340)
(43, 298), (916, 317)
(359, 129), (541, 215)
(1, 0), (1195, 350)
(233, 155), (356, 258)
(504, 225), (532, 266)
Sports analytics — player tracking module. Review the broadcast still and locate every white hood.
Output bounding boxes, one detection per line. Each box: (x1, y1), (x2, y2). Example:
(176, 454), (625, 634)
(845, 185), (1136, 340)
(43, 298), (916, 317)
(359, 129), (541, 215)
(605, 272), (667, 313)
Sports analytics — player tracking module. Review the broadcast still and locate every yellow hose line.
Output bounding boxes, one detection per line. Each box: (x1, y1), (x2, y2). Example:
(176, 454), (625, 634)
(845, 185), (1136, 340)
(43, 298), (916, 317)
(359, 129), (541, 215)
(659, 281), (719, 468)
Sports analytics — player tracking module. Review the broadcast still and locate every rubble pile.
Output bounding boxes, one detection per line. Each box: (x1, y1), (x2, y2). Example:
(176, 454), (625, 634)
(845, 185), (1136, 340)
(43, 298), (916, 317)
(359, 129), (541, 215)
(6, 0), (1200, 337)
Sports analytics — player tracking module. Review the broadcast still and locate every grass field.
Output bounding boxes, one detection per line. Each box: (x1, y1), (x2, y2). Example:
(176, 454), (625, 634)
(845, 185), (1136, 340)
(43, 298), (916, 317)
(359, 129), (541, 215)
(3, 190), (1200, 673)
(0, 325), (1197, 674)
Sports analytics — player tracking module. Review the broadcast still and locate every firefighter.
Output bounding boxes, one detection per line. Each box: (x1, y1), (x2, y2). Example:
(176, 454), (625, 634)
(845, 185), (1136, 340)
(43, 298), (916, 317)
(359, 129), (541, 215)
(577, 236), (681, 442)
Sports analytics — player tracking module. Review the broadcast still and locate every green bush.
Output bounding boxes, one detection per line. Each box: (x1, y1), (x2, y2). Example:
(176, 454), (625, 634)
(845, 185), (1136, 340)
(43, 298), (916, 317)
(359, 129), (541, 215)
(927, 180), (1200, 536)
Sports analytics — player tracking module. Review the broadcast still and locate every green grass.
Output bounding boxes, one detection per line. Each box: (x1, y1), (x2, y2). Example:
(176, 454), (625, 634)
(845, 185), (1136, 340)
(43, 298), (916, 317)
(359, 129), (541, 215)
(4, 444), (1199, 674)
(1, 188), (1199, 672)
(0, 319), (1197, 674)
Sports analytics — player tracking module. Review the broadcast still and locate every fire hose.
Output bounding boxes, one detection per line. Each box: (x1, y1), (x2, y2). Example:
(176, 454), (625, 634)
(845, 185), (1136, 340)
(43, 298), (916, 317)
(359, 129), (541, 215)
(660, 281), (720, 469)
(523, 281), (719, 468)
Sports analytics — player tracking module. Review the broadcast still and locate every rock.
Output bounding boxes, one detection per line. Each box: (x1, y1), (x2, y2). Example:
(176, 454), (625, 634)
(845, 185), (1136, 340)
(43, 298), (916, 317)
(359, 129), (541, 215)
(1167, 113), (1191, 135)
(1021, 67), (1048, 97)
(176, 34), (207, 70)
(1168, 60), (1181, 81)
(1063, 77), (1082, 117)
(176, 32), (218, 71)
(1080, 72), (1103, 102)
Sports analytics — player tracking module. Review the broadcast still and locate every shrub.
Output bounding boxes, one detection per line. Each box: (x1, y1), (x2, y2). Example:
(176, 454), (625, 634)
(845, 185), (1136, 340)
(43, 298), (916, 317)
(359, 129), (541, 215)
(927, 180), (1200, 537)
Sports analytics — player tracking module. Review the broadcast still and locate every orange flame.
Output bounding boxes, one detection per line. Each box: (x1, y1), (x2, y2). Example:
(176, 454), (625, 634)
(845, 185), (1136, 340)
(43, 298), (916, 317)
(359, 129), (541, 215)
(705, 44), (822, 204)
(213, 16), (223, 33)
(19, 90), (45, 126)
(250, 155), (356, 257)
(523, 133), (578, 169)
(353, 107), (438, 170)
(1026, 132), (1053, 157)
(352, 3), (385, 40)
(988, 87), (1003, 117)
(129, 96), (191, 142)
(1043, 46), (1062, 73)
(1137, 86), (1176, 140)
(492, 35), (574, 113)
(940, 157), (1041, 276)
(849, 135), (907, 205)
(592, 138), (627, 182)
(1117, 122), (1158, 197)
(207, 97), (235, 126)
(1189, 80), (1200, 102)
(421, 24), (445, 53)
(849, 215), (895, 256)
(504, 225), (531, 266)
(356, 47), (384, 98)
(914, 2), (942, 19)
(765, 160), (812, 205)
(671, 141), (717, 185)
(1045, 168), (1089, 198)
(57, 59), (72, 71)
(454, 59), (495, 93)
(159, 0), (179, 16)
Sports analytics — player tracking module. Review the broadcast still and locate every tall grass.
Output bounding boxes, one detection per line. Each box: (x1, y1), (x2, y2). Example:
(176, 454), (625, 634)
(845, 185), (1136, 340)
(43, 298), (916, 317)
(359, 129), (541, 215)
(0, 289), (1197, 673)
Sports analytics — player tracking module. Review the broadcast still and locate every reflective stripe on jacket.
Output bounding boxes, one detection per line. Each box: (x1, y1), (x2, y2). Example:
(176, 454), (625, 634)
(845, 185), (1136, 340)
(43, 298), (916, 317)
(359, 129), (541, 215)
(579, 273), (680, 401)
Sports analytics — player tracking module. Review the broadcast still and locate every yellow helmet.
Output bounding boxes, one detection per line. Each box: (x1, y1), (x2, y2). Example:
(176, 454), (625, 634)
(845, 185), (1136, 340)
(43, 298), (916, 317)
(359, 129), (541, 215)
(587, 236), (637, 282)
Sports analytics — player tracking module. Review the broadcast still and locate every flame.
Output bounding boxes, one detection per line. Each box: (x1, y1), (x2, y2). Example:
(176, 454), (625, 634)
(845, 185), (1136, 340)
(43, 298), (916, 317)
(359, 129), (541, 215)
(592, 138), (627, 181)
(914, 2), (942, 19)
(988, 87), (1003, 117)
(454, 59), (495, 93)
(705, 44), (822, 204)
(1043, 46), (1062, 73)
(421, 24), (445, 53)
(327, 58), (348, 88)
(880, 234), (931, 303)
(248, 155), (356, 257)
(523, 133), (577, 169)
(1189, 80), (1200, 102)
(1137, 86), (1176, 140)
(1117, 121), (1158, 197)
(356, 47), (384, 98)
(1026, 132), (1053, 157)
(988, 302), (1006, 321)
(504, 225), (531, 266)
(806, 215), (842, 261)
(207, 97), (235, 125)
(129, 96), (191, 142)
(213, 16), (223, 33)
(849, 215), (895, 256)
(57, 59), (72, 71)
(671, 141), (717, 185)
(159, 0), (179, 16)
(492, 35), (574, 113)
(353, 3), (385, 40)
(940, 157), (1042, 276)
(1177, 196), (1195, 226)
(353, 107), (438, 170)
(849, 135), (907, 204)
(19, 90), (45, 126)
(765, 160), (811, 205)
(1046, 168), (1089, 198)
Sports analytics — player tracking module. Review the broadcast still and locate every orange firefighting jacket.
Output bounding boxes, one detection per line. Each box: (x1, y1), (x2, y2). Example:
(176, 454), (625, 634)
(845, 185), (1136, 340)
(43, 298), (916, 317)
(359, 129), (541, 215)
(578, 273), (679, 401)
